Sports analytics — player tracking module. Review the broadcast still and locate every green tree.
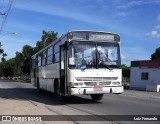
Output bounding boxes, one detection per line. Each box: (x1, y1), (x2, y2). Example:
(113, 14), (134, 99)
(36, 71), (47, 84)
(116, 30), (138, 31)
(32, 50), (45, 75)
(151, 47), (160, 60)
(41, 30), (58, 46)
(34, 41), (43, 53)
(34, 30), (58, 53)
(0, 30), (58, 77)
(0, 59), (14, 77)
(0, 49), (4, 54)
(1, 57), (6, 62)
(122, 64), (130, 78)
(0, 43), (7, 61)
(22, 45), (34, 58)
(14, 52), (24, 76)
(21, 45), (34, 75)
(1, 53), (7, 62)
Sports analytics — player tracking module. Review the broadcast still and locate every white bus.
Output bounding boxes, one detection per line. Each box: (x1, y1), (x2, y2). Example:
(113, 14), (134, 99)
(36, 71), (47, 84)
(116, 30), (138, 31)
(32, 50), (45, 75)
(31, 30), (123, 101)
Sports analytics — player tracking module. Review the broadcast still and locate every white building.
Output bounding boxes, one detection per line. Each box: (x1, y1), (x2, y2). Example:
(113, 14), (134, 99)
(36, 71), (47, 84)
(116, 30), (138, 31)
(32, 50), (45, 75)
(130, 60), (160, 92)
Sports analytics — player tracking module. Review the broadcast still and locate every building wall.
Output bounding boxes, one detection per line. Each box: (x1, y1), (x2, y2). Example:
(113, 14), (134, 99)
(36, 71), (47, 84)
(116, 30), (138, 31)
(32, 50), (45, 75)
(130, 67), (160, 90)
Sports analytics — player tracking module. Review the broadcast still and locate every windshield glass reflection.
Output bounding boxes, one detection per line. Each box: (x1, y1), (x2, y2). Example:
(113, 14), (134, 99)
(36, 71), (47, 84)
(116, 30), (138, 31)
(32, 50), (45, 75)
(97, 42), (120, 68)
(69, 41), (121, 69)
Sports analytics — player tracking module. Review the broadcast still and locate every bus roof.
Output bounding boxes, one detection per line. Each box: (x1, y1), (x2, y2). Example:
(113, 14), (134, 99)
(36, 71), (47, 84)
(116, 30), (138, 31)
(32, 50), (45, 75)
(32, 30), (120, 57)
(68, 30), (119, 35)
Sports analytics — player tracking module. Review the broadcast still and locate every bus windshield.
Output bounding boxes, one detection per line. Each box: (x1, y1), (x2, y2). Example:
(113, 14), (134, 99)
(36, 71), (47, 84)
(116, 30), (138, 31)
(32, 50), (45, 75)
(97, 42), (120, 68)
(69, 41), (121, 69)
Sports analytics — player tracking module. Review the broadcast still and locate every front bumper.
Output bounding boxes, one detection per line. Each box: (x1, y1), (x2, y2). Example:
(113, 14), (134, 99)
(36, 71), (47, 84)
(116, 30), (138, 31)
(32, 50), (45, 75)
(70, 86), (124, 95)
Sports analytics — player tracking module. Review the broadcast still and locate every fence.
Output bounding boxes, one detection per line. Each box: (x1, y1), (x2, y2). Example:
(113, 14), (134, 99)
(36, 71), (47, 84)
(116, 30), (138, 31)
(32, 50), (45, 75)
(0, 75), (31, 82)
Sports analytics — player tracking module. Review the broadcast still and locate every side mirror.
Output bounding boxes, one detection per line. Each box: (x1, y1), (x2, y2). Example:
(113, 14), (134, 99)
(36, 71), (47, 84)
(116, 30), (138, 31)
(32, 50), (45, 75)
(69, 57), (75, 65)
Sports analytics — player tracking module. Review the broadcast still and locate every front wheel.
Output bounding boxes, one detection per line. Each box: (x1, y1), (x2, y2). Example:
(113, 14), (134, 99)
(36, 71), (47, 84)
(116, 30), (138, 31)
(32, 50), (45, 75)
(90, 94), (103, 101)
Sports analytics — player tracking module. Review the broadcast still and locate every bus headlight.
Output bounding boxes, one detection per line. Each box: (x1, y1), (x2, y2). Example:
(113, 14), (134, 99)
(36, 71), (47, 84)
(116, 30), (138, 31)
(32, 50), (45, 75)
(74, 82), (83, 86)
(112, 82), (120, 85)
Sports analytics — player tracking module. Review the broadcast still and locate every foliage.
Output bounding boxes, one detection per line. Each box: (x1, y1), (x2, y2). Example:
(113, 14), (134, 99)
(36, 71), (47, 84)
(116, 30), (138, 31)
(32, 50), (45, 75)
(0, 30), (58, 77)
(22, 45), (34, 58)
(34, 30), (58, 53)
(122, 64), (130, 78)
(0, 46), (7, 61)
(14, 52), (24, 76)
(0, 58), (14, 77)
(0, 49), (4, 54)
(151, 47), (160, 60)
(41, 30), (58, 47)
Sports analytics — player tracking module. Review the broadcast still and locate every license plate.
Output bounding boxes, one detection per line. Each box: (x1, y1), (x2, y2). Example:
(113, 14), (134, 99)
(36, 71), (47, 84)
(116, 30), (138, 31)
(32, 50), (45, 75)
(94, 87), (103, 91)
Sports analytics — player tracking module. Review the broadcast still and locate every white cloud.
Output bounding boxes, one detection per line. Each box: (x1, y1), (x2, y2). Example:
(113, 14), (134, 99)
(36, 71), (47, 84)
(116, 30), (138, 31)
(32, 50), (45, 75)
(121, 46), (150, 65)
(116, 0), (160, 9)
(14, 1), (105, 27)
(128, 0), (143, 6)
(13, 0), (129, 34)
(115, 0), (143, 10)
(116, 12), (129, 17)
(151, 31), (158, 36)
(154, 25), (160, 30)
(145, 30), (160, 38)
(145, 14), (160, 38)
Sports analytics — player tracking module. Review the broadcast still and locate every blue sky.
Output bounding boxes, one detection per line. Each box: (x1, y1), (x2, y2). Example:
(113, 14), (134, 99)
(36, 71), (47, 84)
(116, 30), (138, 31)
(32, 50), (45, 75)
(0, 0), (160, 65)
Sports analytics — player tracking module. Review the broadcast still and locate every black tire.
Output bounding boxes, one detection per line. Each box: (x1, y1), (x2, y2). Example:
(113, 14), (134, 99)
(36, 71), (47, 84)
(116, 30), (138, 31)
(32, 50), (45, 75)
(37, 79), (43, 92)
(90, 94), (103, 101)
(54, 80), (61, 98)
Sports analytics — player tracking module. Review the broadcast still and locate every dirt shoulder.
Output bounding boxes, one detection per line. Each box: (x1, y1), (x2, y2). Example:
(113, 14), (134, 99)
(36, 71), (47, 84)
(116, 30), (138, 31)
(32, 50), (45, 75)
(0, 80), (74, 124)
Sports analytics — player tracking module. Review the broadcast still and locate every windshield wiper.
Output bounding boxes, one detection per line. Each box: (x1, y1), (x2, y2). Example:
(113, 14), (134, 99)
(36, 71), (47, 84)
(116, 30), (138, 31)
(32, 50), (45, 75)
(102, 64), (113, 71)
(98, 62), (113, 70)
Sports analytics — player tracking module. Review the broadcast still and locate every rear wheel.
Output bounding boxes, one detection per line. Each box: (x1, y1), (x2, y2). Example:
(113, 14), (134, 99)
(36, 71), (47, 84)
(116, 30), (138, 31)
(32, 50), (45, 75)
(90, 94), (103, 101)
(54, 80), (61, 98)
(37, 79), (43, 92)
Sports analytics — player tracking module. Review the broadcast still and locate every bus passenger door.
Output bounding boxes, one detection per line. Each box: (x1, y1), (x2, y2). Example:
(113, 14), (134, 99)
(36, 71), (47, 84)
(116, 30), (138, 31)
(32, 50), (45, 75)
(60, 43), (68, 95)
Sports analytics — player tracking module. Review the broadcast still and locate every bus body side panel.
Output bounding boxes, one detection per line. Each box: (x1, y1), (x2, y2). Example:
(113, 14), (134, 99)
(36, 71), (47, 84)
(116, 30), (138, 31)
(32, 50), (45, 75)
(31, 68), (36, 86)
(31, 57), (37, 87)
(38, 66), (46, 90)
(45, 63), (60, 78)
(46, 63), (59, 92)
(37, 63), (60, 92)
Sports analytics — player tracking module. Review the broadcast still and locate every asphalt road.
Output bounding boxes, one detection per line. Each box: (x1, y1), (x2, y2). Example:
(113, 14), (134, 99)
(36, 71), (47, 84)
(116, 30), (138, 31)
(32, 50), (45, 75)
(0, 79), (160, 124)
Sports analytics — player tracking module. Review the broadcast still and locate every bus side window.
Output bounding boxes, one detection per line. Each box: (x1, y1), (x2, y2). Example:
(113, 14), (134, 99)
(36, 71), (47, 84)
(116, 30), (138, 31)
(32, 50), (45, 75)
(31, 58), (34, 68)
(38, 54), (42, 67)
(54, 41), (61, 63)
(42, 51), (47, 66)
(47, 46), (53, 65)
(53, 46), (55, 63)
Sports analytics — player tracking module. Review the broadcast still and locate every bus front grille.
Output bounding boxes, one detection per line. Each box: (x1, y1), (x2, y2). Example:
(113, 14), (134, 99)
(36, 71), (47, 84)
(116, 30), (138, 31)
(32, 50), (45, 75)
(75, 77), (118, 82)
(84, 82), (111, 86)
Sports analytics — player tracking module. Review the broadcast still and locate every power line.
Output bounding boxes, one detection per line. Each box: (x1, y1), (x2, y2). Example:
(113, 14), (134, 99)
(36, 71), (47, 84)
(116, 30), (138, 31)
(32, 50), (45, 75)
(0, 0), (5, 15)
(0, 0), (5, 12)
(0, 0), (15, 32)
(0, 0), (16, 34)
